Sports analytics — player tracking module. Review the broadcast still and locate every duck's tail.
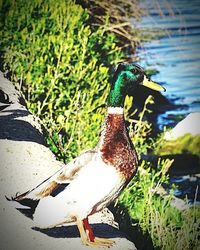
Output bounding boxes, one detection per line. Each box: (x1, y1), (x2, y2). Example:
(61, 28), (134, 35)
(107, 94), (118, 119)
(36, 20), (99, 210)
(5, 194), (39, 219)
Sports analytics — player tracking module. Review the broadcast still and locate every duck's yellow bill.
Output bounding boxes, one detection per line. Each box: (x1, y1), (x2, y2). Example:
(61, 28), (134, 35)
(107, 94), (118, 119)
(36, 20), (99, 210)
(142, 76), (166, 92)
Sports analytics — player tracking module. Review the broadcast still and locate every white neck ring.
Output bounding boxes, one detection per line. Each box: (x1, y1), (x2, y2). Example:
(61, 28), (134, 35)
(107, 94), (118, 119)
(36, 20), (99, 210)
(107, 107), (124, 114)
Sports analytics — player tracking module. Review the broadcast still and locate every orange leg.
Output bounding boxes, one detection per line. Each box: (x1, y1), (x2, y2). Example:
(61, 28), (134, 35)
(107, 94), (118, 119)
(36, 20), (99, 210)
(76, 217), (114, 247)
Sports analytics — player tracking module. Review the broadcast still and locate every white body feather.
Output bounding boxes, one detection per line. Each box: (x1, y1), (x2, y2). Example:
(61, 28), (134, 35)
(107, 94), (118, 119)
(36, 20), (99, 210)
(33, 156), (123, 228)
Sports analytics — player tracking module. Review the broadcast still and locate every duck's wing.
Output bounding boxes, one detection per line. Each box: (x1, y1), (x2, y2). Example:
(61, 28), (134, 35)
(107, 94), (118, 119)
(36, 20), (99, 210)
(12, 150), (96, 201)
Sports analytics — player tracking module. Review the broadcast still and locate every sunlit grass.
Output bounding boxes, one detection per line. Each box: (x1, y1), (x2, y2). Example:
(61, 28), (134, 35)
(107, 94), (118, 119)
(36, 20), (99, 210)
(0, 0), (123, 161)
(120, 95), (200, 250)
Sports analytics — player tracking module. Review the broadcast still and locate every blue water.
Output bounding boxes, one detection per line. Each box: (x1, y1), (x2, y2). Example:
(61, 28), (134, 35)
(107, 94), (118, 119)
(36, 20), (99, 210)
(132, 0), (200, 129)
(131, 0), (200, 204)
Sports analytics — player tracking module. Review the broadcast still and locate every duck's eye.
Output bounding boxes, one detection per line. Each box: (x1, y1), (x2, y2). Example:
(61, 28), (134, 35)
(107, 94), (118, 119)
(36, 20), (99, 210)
(138, 74), (145, 83)
(131, 68), (137, 73)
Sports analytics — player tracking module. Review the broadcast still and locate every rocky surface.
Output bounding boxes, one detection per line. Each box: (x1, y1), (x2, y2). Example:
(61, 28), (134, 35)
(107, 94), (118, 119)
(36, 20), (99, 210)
(0, 72), (137, 250)
(164, 112), (200, 140)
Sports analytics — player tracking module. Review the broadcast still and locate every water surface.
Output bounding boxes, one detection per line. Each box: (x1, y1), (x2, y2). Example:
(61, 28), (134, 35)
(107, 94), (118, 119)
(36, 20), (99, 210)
(132, 0), (200, 203)
(133, 0), (200, 129)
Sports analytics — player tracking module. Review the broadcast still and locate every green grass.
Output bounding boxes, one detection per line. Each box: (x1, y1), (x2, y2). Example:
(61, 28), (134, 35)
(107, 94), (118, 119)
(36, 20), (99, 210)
(156, 133), (200, 157)
(120, 96), (200, 249)
(119, 159), (200, 249)
(0, 0), (124, 161)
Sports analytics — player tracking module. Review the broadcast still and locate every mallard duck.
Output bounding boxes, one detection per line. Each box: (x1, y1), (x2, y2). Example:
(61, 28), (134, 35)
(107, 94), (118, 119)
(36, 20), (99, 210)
(7, 63), (165, 247)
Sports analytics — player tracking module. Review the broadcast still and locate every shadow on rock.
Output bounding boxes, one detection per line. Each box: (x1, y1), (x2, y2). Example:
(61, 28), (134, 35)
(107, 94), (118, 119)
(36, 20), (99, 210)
(33, 223), (123, 239)
(109, 203), (156, 250)
(0, 109), (44, 144)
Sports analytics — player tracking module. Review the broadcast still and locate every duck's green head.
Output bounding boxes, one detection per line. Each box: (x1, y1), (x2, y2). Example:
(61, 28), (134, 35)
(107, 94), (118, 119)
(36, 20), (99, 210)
(108, 63), (166, 108)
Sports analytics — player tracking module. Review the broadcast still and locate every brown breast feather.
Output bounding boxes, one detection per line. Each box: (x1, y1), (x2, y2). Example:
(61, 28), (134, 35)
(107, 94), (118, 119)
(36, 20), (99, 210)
(100, 113), (138, 180)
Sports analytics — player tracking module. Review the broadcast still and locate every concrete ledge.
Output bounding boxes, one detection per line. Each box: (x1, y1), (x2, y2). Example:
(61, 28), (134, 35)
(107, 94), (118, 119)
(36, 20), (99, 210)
(0, 72), (136, 250)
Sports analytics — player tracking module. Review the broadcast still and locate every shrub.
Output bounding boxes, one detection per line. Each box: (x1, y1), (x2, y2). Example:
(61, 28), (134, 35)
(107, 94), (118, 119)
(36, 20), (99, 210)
(157, 133), (200, 157)
(0, 0), (124, 161)
(120, 95), (200, 250)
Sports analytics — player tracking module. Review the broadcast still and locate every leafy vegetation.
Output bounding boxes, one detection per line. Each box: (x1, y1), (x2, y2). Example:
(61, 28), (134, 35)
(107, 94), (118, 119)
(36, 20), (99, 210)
(157, 133), (200, 157)
(120, 96), (200, 250)
(78, 0), (145, 54)
(0, 1), (199, 250)
(0, 0), (124, 161)
(125, 94), (155, 156)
